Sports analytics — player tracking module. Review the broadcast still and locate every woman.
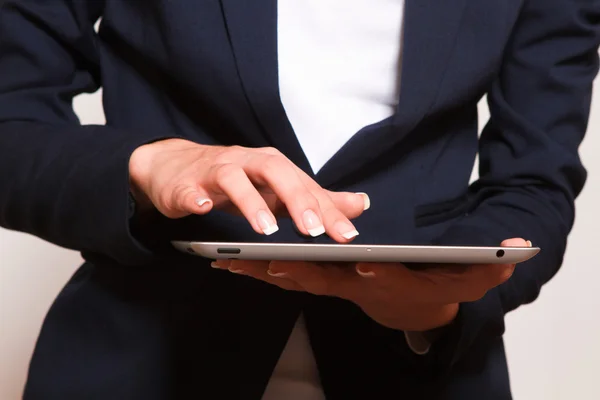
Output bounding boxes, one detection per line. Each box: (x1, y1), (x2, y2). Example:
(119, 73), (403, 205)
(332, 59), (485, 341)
(0, 0), (598, 399)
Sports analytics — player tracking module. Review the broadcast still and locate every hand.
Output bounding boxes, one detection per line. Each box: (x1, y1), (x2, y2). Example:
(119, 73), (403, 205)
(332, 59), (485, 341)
(128, 139), (369, 241)
(212, 238), (530, 332)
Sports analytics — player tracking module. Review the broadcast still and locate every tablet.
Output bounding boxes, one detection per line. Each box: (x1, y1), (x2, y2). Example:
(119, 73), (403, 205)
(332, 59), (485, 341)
(171, 241), (540, 264)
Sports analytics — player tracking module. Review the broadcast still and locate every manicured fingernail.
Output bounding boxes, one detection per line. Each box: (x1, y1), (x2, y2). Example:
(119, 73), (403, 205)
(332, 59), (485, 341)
(342, 229), (359, 240)
(228, 267), (245, 274)
(356, 192), (370, 210)
(196, 197), (212, 207)
(335, 221), (359, 240)
(268, 270), (288, 278)
(210, 262), (221, 269)
(356, 264), (376, 278)
(257, 210), (279, 235)
(526, 240), (532, 247)
(303, 209), (325, 237)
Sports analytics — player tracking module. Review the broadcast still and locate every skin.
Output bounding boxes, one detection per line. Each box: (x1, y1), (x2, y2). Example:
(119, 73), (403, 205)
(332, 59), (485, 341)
(130, 138), (527, 333)
(212, 238), (526, 332)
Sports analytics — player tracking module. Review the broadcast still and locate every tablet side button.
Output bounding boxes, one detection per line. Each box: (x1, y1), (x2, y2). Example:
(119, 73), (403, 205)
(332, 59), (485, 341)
(217, 248), (242, 255)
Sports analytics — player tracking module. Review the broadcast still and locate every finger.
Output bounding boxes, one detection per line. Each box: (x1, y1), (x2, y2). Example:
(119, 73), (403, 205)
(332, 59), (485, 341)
(414, 262), (514, 303)
(203, 163), (279, 236)
(438, 238), (528, 299)
(458, 263), (515, 301)
(216, 190), (281, 217)
(288, 183), (364, 242)
(269, 261), (363, 299)
(501, 237), (530, 247)
(327, 191), (370, 218)
(452, 238), (530, 296)
(399, 238), (530, 302)
(258, 192), (287, 216)
(162, 182), (213, 218)
(259, 190), (368, 222)
(353, 261), (498, 305)
(286, 161), (369, 220)
(257, 177), (363, 242)
(252, 147), (369, 229)
(284, 159), (368, 218)
(222, 259), (304, 292)
(242, 154), (328, 237)
(248, 155), (362, 241)
(353, 262), (418, 297)
(315, 198), (361, 242)
(354, 262), (412, 281)
(468, 237), (531, 290)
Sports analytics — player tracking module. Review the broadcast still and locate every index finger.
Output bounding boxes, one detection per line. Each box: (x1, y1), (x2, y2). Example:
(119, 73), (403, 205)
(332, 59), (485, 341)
(256, 147), (369, 219)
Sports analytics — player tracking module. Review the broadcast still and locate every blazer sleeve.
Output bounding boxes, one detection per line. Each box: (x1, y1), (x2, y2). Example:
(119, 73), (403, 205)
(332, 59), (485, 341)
(0, 0), (174, 266)
(428, 0), (600, 369)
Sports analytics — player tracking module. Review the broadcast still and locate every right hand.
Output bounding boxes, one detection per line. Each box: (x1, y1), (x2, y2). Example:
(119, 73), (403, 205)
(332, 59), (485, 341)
(128, 139), (369, 242)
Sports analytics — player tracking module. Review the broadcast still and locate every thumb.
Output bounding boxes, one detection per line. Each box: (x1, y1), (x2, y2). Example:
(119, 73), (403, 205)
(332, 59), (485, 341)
(501, 237), (531, 247)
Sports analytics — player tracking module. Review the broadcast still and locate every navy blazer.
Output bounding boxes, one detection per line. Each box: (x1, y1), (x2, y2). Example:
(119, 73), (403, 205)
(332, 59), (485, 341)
(1, 0), (598, 399)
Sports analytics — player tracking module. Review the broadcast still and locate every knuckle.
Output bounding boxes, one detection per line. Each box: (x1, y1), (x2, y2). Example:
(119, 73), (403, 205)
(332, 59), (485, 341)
(159, 191), (179, 214)
(215, 146), (246, 163)
(169, 184), (193, 208)
(260, 146), (283, 156)
(311, 191), (341, 209)
(291, 190), (320, 210)
(261, 154), (286, 172)
(227, 145), (247, 157)
(214, 163), (243, 183)
(320, 205), (343, 224)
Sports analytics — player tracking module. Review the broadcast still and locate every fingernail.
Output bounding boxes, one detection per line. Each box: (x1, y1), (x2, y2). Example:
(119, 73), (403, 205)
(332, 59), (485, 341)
(356, 192), (370, 210)
(196, 197), (212, 208)
(303, 209), (325, 237)
(335, 221), (359, 240)
(356, 264), (376, 278)
(210, 262), (221, 269)
(268, 270), (288, 278)
(228, 267), (245, 274)
(526, 240), (532, 247)
(257, 210), (279, 235)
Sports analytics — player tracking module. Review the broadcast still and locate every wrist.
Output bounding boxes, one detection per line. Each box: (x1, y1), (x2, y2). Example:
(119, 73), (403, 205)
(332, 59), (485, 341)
(128, 138), (193, 213)
(129, 182), (153, 214)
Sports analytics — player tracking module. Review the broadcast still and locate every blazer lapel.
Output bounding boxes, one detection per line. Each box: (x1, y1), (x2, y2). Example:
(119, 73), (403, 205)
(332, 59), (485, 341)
(219, 0), (313, 173)
(317, 0), (469, 187)
(220, 0), (469, 184)
(393, 0), (469, 131)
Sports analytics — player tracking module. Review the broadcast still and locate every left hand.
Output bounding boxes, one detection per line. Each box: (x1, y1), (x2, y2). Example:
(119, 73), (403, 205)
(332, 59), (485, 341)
(212, 238), (529, 332)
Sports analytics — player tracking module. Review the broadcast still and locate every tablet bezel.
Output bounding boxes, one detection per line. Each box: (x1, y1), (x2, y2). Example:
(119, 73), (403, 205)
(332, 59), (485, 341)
(172, 241), (540, 264)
